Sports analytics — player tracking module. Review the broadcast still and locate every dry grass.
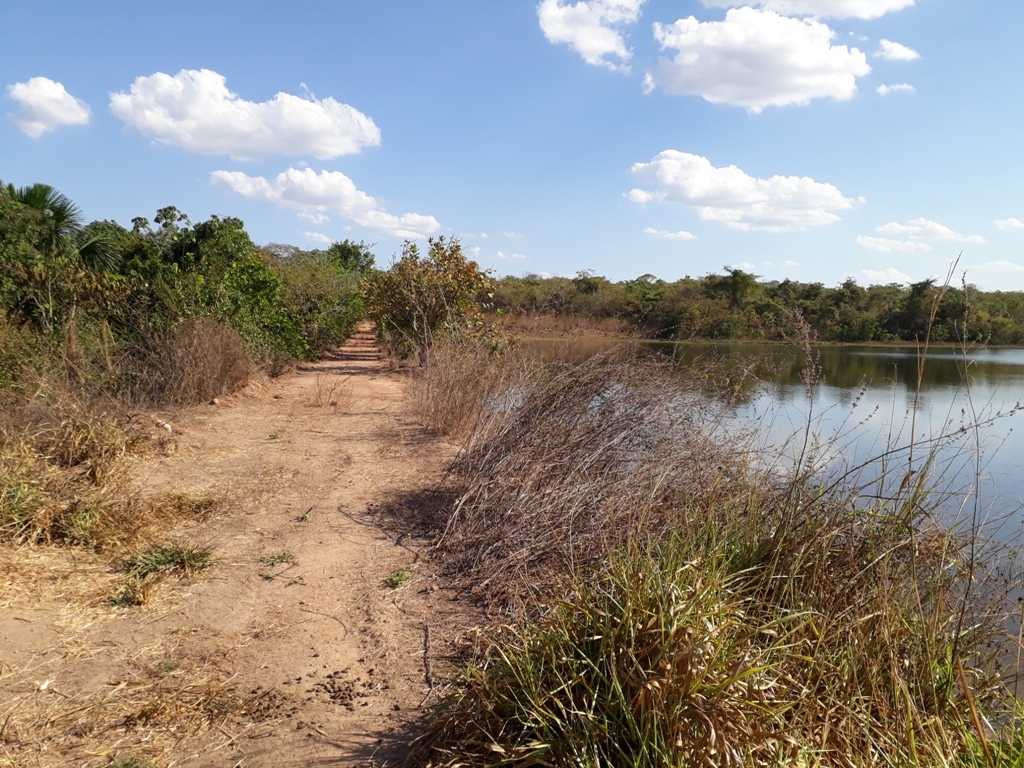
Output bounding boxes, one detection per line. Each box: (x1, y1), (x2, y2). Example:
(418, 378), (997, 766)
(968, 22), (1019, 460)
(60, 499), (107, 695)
(111, 317), (252, 408)
(408, 342), (1023, 767)
(430, 354), (743, 604)
(494, 312), (633, 338)
(158, 317), (252, 406)
(406, 339), (544, 440)
(0, 662), (294, 767)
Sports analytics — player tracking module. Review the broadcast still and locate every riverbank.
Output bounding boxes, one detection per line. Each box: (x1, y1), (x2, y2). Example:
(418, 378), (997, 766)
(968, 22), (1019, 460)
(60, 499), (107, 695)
(0, 324), (479, 766)
(401, 339), (1022, 767)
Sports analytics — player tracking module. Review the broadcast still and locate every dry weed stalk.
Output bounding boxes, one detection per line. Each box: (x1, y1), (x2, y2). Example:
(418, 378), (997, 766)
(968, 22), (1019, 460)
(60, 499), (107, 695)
(308, 373), (350, 408)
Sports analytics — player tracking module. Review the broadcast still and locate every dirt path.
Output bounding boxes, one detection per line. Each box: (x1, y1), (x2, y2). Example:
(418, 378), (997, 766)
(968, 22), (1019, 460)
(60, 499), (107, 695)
(1, 324), (474, 767)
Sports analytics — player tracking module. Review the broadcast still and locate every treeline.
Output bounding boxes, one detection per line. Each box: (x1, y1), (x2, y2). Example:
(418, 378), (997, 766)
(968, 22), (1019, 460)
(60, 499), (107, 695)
(492, 268), (1024, 343)
(1, 182), (372, 405)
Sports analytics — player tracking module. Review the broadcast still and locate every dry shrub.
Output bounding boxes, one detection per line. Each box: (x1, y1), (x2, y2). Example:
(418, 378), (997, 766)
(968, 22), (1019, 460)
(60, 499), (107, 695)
(434, 354), (743, 603)
(160, 317), (251, 406)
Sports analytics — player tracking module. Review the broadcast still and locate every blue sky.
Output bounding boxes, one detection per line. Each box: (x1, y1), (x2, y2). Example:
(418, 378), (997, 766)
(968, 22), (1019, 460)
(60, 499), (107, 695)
(3, 1), (1023, 288)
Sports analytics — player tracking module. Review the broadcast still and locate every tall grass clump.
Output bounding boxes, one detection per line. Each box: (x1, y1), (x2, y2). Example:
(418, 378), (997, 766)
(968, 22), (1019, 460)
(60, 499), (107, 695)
(410, 341), (1022, 767)
(432, 353), (744, 604)
(407, 338), (542, 440)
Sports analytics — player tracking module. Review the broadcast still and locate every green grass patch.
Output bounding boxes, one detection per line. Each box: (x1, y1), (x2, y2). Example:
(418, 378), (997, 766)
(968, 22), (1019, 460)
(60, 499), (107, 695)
(258, 551), (296, 567)
(112, 542), (215, 606)
(384, 563), (413, 588)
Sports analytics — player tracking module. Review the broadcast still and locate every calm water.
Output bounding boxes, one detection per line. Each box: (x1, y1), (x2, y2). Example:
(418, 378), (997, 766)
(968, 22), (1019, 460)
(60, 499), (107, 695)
(528, 338), (1024, 539)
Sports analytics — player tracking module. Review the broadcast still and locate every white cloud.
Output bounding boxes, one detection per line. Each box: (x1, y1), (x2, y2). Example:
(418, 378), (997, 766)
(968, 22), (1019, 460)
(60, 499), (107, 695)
(856, 235), (932, 253)
(629, 150), (854, 232)
(644, 226), (697, 241)
(500, 231), (525, 239)
(211, 167), (441, 239)
(110, 69), (380, 161)
(876, 39), (920, 61)
(877, 83), (915, 95)
(537, 0), (645, 70)
(996, 218), (1024, 230)
(700, 0), (913, 19)
(784, 259), (798, 266)
(875, 218), (986, 244)
(626, 189), (657, 204)
(303, 231), (333, 245)
(731, 261), (756, 269)
(648, 9), (870, 112)
(982, 260), (1024, 272)
(298, 211), (330, 224)
(862, 267), (912, 283)
(465, 245), (482, 257)
(6, 77), (91, 138)
(495, 251), (529, 260)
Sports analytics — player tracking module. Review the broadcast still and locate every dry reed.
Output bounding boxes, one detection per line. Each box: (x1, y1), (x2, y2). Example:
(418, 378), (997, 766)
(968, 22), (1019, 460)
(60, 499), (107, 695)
(408, 339), (1023, 767)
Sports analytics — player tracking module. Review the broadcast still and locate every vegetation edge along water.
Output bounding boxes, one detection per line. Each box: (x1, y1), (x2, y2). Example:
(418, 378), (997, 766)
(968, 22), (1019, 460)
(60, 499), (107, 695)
(3, 181), (1023, 765)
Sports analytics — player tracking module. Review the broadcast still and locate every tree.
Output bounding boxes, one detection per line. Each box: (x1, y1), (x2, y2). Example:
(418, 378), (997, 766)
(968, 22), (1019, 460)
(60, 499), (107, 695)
(5, 182), (118, 272)
(362, 236), (493, 361)
(0, 184), (125, 333)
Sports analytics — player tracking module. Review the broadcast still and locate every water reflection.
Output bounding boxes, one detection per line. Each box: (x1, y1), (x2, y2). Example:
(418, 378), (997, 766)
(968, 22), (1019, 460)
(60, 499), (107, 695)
(526, 337), (1024, 541)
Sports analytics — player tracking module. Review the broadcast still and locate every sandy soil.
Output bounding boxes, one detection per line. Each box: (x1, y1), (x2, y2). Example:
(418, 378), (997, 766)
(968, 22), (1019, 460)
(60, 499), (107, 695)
(0, 324), (476, 767)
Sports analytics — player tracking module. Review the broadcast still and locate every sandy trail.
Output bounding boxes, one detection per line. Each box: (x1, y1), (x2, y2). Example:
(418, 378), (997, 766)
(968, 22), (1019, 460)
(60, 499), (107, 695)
(0, 324), (473, 767)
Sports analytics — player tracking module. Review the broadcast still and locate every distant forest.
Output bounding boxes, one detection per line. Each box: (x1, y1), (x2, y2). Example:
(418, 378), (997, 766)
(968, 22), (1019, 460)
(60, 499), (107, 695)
(490, 268), (1024, 344)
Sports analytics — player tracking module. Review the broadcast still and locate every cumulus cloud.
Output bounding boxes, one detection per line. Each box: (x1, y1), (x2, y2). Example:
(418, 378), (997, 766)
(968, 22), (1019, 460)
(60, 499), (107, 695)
(732, 261), (756, 269)
(876, 218), (986, 243)
(856, 235), (932, 253)
(6, 77), (91, 138)
(644, 227), (698, 240)
(784, 259), (798, 266)
(875, 39), (920, 60)
(996, 218), (1024, 230)
(211, 167), (441, 239)
(495, 251), (529, 260)
(647, 8), (870, 111)
(537, 0), (645, 69)
(110, 69), (380, 161)
(862, 267), (912, 283)
(628, 150), (854, 232)
(303, 231), (333, 245)
(877, 83), (915, 95)
(500, 231), (525, 239)
(700, 0), (914, 19)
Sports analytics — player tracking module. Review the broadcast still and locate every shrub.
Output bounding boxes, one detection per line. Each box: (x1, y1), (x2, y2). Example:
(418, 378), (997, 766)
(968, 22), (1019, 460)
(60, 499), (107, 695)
(362, 236), (493, 361)
(161, 317), (251, 406)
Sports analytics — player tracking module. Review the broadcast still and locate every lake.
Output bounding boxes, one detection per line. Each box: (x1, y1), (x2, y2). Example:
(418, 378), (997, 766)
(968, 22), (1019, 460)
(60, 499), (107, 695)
(528, 338), (1024, 543)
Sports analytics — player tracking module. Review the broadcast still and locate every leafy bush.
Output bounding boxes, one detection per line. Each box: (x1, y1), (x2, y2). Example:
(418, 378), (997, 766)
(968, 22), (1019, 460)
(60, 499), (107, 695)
(363, 236), (493, 361)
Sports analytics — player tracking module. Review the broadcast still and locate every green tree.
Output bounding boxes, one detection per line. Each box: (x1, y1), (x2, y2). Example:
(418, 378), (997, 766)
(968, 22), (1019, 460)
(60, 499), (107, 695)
(362, 236), (493, 361)
(0, 184), (125, 333)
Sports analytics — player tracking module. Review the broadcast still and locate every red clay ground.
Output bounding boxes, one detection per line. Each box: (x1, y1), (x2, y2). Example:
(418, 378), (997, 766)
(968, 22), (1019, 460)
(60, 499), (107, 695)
(1, 324), (477, 767)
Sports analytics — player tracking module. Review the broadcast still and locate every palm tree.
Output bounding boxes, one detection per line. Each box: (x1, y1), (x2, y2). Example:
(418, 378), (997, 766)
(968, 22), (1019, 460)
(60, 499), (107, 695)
(4, 182), (118, 272)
